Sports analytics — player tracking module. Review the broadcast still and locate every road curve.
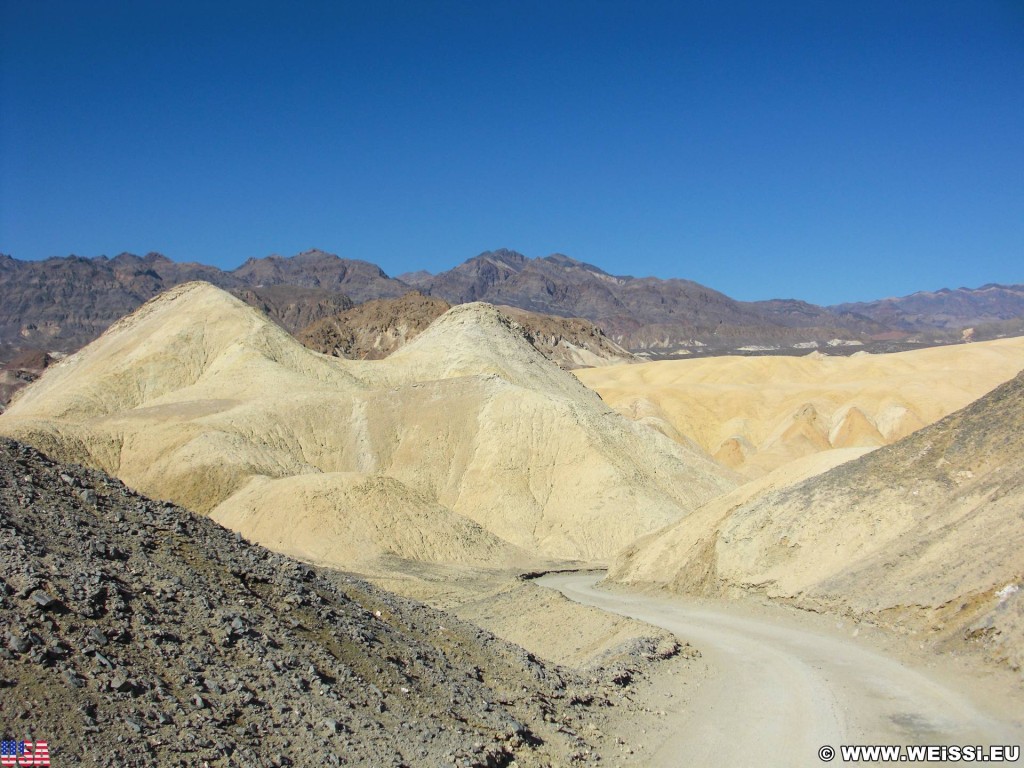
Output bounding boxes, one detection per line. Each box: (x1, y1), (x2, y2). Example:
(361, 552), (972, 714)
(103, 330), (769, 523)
(538, 572), (1023, 767)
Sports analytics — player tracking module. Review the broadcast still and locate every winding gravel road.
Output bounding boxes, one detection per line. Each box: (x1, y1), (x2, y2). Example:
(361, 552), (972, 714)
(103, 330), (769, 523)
(539, 572), (1023, 767)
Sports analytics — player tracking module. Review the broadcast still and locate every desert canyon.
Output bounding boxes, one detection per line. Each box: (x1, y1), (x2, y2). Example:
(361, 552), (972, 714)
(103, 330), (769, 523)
(1, 264), (1022, 766)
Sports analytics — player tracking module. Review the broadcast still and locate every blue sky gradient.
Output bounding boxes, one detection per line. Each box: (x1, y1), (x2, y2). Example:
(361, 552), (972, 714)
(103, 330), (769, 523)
(1, 1), (1021, 304)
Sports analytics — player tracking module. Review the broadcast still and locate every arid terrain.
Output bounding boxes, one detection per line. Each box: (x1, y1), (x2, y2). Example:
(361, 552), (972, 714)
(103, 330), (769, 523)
(1, 437), (699, 767)
(1, 272), (1022, 767)
(3, 247), (1021, 412)
(4, 249), (1020, 361)
(611, 367), (1024, 670)
(0, 282), (733, 569)
(296, 292), (636, 369)
(575, 338), (1024, 478)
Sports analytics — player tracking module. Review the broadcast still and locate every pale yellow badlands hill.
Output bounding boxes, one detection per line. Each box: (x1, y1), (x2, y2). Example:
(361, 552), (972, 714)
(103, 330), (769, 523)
(0, 282), (735, 568)
(610, 447), (875, 592)
(575, 339), (1024, 478)
(612, 369), (1024, 671)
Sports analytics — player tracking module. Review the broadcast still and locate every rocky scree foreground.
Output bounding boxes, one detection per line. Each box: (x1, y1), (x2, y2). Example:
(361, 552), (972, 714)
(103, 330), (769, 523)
(0, 438), (662, 767)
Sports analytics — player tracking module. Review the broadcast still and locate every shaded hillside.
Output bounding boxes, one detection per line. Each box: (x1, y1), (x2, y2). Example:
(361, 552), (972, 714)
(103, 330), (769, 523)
(0, 283), (733, 567)
(0, 437), (630, 767)
(298, 292), (452, 360)
(0, 349), (57, 413)
(496, 305), (637, 369)
(297, 292), (637, 368)
(611, 368), (1024, 672)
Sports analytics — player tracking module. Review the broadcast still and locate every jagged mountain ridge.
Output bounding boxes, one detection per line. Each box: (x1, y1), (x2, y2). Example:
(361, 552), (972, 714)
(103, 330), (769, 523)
(231, 250), (410, 302)
(2, 248), (1020, 361)
(0, 250), (406, 353)
(833, 284), (1024, 333)
(406, 249), (892, 349)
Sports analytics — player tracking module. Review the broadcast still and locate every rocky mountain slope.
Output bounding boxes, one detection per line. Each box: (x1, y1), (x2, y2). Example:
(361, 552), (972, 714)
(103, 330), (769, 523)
(232, 250), (410, 303)
(0, 437), (652, 767)
(8, 249), (1019, 367)
(610, 368), (1024, 673)
(0, 250), (401, 354)
(297, 292), (636, 369)
(229, 285), (354, 334)
(495, 305), (637, 369)
(297, 292), (451, 360)
(0, 282), (733, 568)
(575, 337), (1024, 479)
(0, 350), (57, 415)
(833, 284), (1024, 335)
(404, 249), (891, 350)
(0, 252), (233, 353)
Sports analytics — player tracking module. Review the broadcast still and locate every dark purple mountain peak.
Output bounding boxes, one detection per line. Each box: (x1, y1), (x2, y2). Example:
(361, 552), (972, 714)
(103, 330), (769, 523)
(473, 248), (528, 269)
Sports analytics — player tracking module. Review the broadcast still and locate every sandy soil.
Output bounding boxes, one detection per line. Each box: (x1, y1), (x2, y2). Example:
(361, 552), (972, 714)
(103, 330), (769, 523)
(541, 572), (1024, 767)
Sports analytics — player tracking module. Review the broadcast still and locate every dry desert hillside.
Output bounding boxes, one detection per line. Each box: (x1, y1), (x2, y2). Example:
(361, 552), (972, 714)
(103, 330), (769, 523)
(0, 282), (734, 571)
(611, 368), (1024, 671)
(575, 339), (1024, 478)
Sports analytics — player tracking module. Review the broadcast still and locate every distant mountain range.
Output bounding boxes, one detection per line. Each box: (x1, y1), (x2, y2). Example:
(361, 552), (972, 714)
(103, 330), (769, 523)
(833, 284), (1024, 336)
(403, 249), (892, 350)
(0, 250), (401, 353)
(1, 248), (1021, 362)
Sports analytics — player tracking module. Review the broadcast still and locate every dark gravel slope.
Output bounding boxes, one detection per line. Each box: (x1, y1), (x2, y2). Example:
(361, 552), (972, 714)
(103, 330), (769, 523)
(0, 438), (621, 767)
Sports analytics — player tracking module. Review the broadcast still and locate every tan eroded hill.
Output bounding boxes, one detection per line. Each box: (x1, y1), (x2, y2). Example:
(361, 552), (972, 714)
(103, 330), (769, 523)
(575, 339), (1024, 478)
(609, 448), (875, 592)
(611, 370), (1024, 672)
(0, 282), (734, 568)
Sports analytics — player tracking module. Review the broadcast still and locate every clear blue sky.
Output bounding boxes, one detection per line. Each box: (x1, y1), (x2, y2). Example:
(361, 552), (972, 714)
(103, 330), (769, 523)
(1, 1), (1021, 305)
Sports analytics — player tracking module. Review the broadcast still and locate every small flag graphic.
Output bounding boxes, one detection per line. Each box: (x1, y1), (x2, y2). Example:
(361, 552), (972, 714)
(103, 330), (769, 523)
(0, 740), (49, 766)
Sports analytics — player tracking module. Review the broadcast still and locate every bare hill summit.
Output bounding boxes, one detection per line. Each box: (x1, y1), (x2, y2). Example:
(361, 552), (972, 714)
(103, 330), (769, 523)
(0, 283), (734, 568)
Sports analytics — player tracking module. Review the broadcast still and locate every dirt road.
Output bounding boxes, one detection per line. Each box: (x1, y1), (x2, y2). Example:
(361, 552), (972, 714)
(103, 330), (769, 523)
(539, 572), (1023, 767)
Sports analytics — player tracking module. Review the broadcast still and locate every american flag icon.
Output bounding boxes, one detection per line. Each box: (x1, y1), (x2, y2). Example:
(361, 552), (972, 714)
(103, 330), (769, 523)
(0, 740), (50, 766)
